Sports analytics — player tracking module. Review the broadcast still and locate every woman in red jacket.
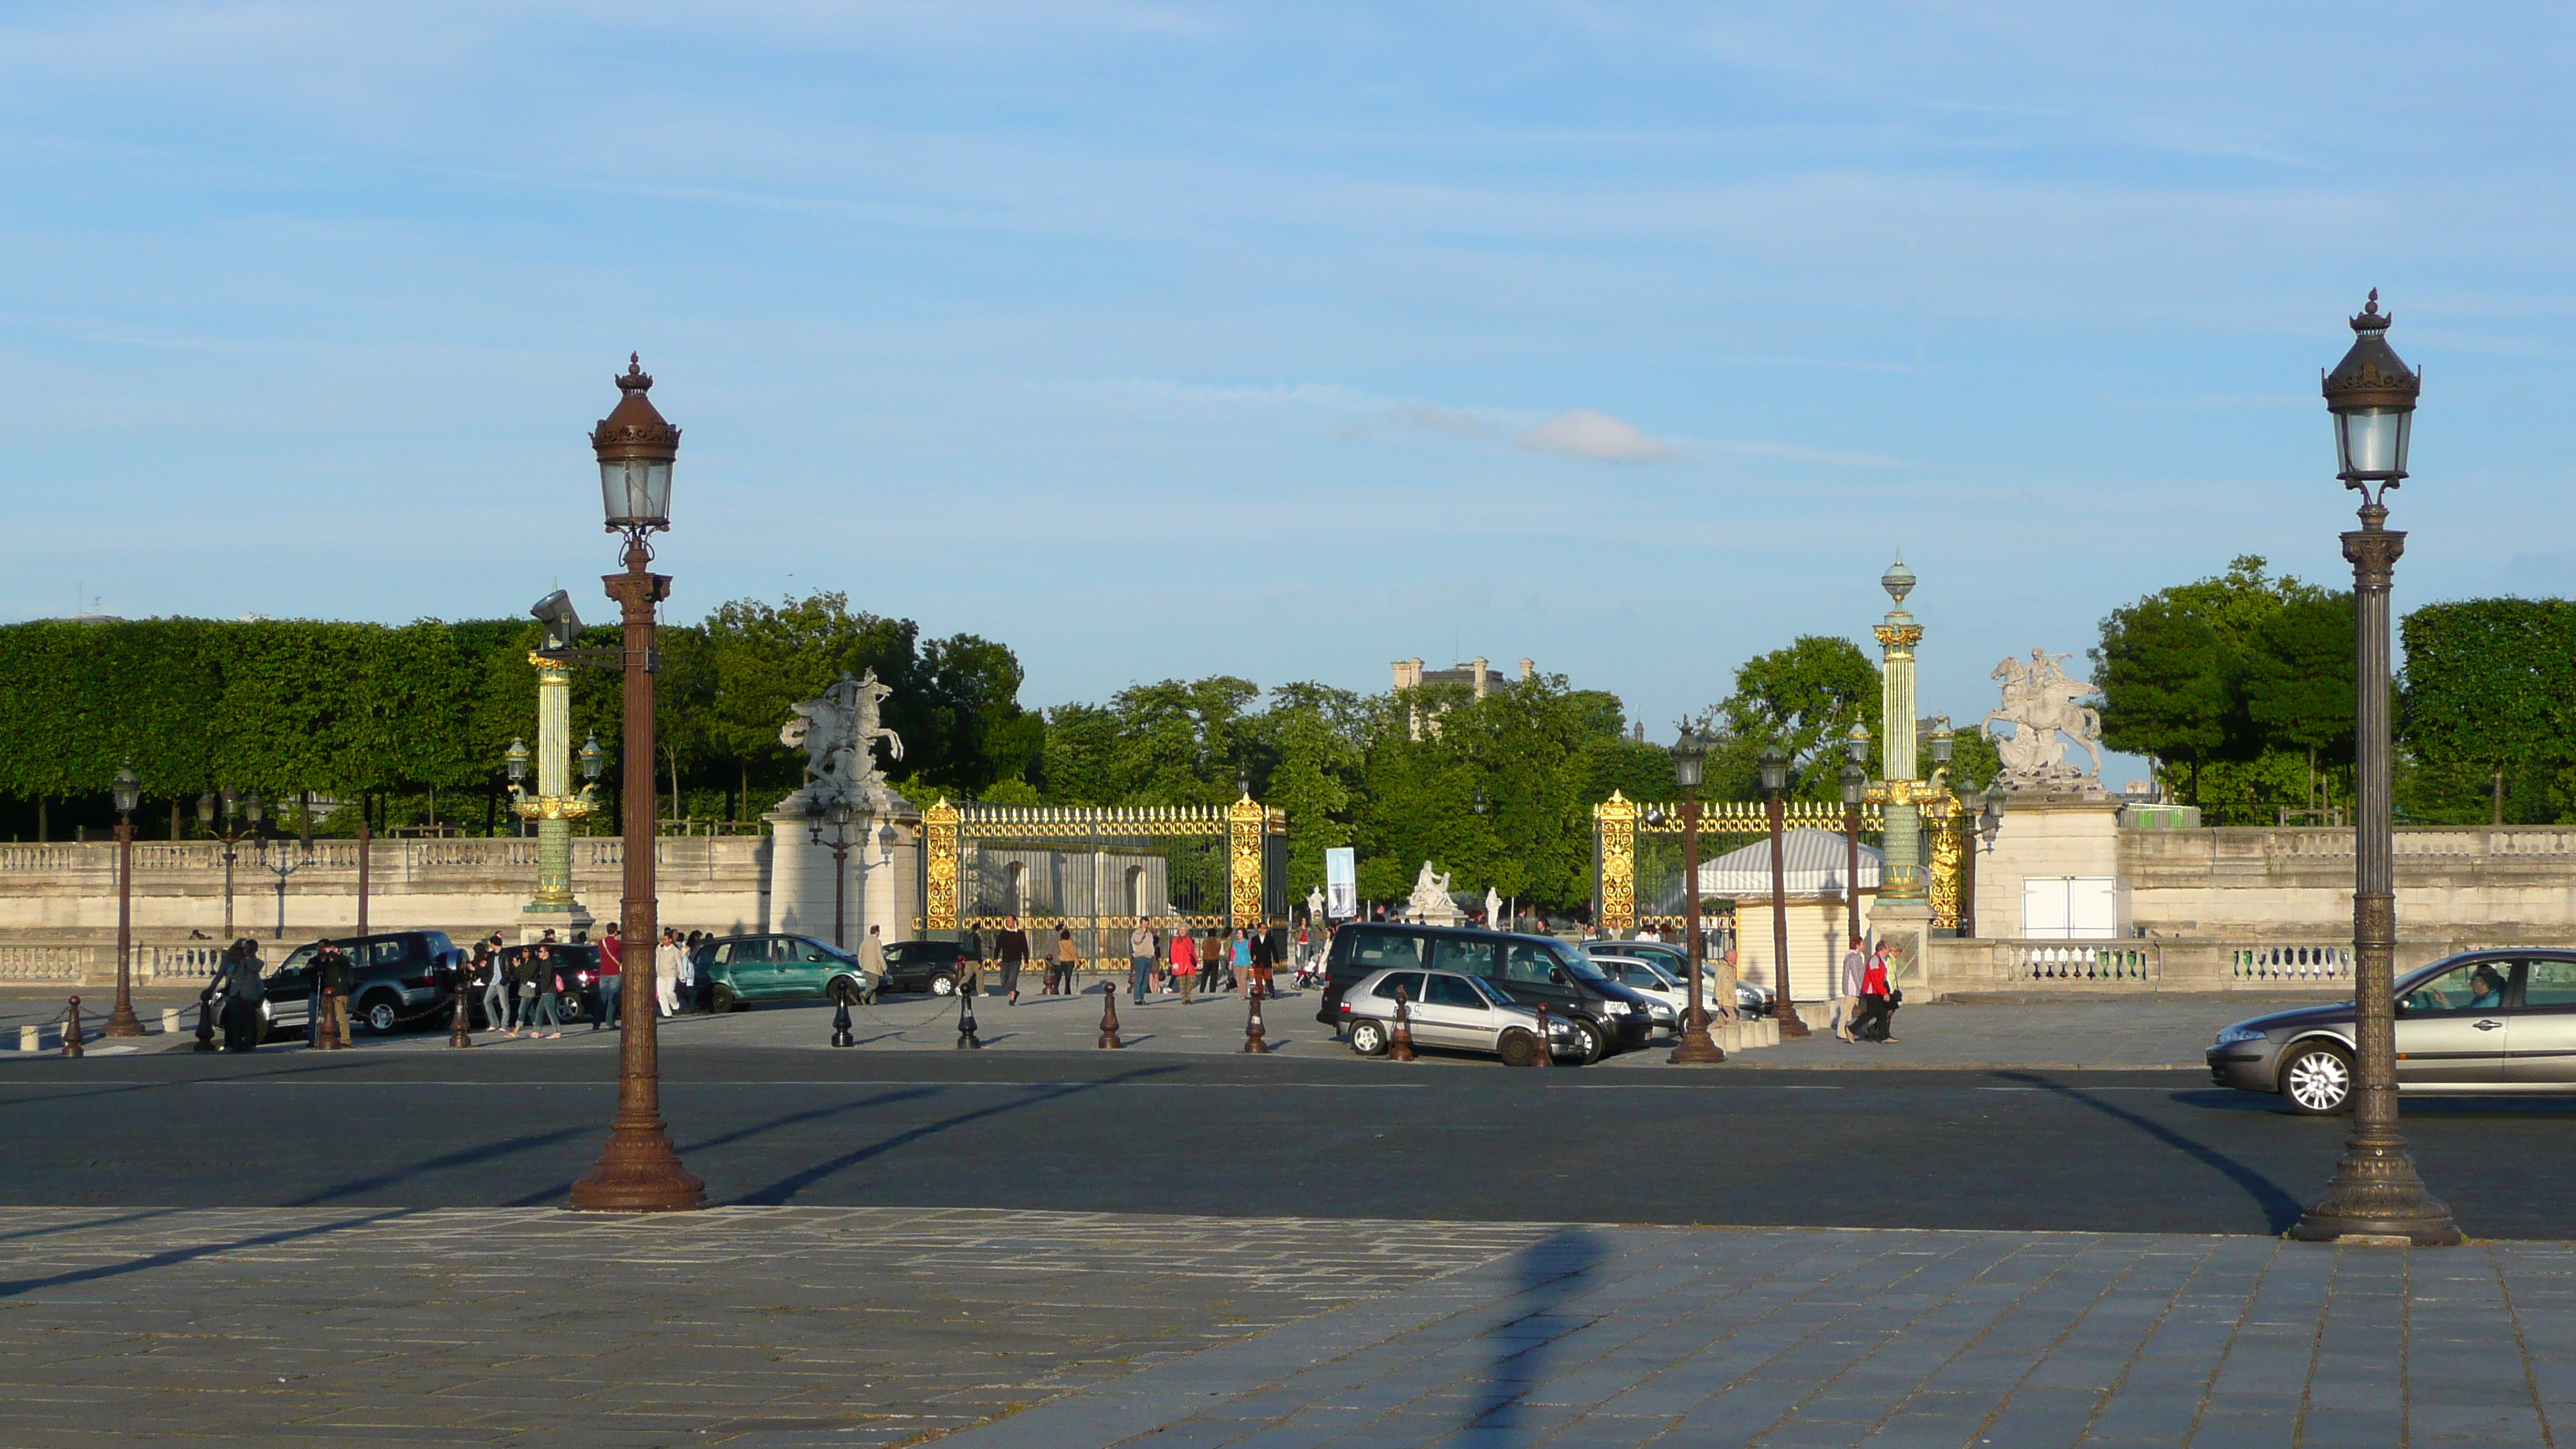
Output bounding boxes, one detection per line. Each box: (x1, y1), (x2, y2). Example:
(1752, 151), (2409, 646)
(1168, 927), (1197, 1005)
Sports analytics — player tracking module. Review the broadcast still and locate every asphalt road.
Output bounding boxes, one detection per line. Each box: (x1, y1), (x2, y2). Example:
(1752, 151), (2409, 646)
(5, 1046), (2571, 1240)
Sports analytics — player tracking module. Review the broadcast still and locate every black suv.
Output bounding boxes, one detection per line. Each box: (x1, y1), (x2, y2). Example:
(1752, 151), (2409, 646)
(1314, 923), (1654, 1064)
(495, 943), (605, 1022)
(272, 931), (461, 1035)
(880, 937), (983, 995)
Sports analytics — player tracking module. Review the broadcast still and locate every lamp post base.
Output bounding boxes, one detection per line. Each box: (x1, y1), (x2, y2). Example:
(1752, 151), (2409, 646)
(1775, 1008), (1811, 1038)
(567, 1121), (706, 1213)
(101, 1003), (146, 1038)
(2289, 1135), (2461, 1246)
(1668, 1012), (1725, 1064)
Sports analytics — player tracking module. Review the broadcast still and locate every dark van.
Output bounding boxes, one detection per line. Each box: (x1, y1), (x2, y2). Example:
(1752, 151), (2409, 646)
(1315, 923), (1653, 1064)
(272, 930), (461, 1035)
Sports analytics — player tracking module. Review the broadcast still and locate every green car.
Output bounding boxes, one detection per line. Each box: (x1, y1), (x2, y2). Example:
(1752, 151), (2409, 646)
(692, 933), (880, 1012)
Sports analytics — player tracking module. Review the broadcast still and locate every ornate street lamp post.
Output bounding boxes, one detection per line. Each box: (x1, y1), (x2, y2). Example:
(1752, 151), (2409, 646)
(1668, 729), (1722, 1064)
(807, 799), (857, 951)
(103, 764), (145, 1037)
(197, 790), (262, 940)
(568, 355), (704, 1214)
(2290, 293), (2460, 1247)
(1759, 745), (1809, 1036)
(1840, 724), (1869, 951)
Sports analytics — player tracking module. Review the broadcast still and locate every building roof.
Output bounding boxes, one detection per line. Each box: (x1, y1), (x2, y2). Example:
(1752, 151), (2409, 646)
(1694, 827), (1882, 898)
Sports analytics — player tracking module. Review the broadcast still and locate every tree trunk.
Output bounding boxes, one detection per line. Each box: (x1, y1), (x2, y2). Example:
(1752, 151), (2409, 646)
(36, 797), (46, 843)
(2495, 766), (2506, 826)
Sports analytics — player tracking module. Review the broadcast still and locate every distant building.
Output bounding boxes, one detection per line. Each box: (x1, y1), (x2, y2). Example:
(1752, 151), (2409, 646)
(1392, 656), (1537, 738)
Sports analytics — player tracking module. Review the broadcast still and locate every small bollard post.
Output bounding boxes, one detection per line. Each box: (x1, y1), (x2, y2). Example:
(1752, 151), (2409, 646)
(448, 976), (474, 1050)
(162, 1008), (181, 1035)
(1242, 981), (1270, 1054)
(831, 992), (855, 1047)
(955, 989), (983, 1050)
(17, 1025), (36, 1053)
(1389, 988), (1416, 1063)
(62, 995), (84, 1058)
(1097, 982), (1123, 1050)
(1530, 1002), (1553, 1068)
(193, 995), (218, 1053)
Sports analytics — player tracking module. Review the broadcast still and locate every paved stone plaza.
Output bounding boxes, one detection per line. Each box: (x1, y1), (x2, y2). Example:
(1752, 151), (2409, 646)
(0, 1206), (2567, 1447)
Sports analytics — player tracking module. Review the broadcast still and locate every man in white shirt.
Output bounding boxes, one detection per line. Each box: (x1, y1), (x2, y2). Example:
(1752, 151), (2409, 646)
(656, 930), (685, 1017)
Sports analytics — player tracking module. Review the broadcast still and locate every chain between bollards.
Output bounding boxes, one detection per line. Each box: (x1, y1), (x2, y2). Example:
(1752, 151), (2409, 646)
(1242, 981), (1270, 1053)
(1389, 988), (1416, 1063)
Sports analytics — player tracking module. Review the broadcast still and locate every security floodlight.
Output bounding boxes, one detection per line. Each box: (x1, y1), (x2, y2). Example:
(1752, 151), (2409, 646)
(530, 590), (586, 650)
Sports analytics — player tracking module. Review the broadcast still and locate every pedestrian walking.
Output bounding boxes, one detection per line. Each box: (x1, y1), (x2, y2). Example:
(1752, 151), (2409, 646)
(1837, 936), (1867, 1043)
(677, 933), (700, 1013)
(478, 937), (507, 1032)
(1854, 942), (1900, 1043)
(1127, 919), (1155, 1005)
(529, 944), (564, 1037)
(1051, 927), (1078, 995)
(656, 928), (683, 1017)
(955, 938), (982, 999)
(1231, 928), (1253, 998)
(221, 938), (266, 1052)
(859, 925), (886, 1003)
(995, 914), (1029, 1004)
(1169, 927), (1197, 1005)
(1250, 922), (1276, 999)
(593, 923), (623, 1031)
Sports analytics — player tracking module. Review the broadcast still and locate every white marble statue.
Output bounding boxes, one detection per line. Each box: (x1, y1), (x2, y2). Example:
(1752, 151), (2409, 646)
(1484, 886), (1502, 927)
(1306, 886), (1324, 924)
(780, 670), (906, 815)
(1406, 861), (1462, 924)
(1982, 648), (2105, 791)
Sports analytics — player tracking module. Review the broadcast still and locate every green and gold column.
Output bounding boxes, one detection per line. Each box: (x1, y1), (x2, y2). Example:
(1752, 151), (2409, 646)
(513, 653), (598, 941)
(1872, 557), (1927, 905)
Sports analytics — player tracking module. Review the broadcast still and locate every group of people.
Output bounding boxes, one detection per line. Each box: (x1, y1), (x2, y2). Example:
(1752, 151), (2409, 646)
(1121, 920), (1279, 1005)
(1837, 936), (1903, 1044)
(461, 924), (705, 1039)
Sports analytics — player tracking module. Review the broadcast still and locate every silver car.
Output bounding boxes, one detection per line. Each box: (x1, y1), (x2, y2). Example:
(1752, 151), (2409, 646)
(1338, 966), (1581, 1066)
(2207, 950), (2576, 1113)
(1581, 938), (1772, 1019)
(1587, 954), (1690, 1033)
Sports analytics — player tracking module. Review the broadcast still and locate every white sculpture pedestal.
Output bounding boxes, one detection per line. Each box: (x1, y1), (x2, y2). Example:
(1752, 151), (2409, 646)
(766, 809), (923, 949)
(1974, 794), (2123, 941)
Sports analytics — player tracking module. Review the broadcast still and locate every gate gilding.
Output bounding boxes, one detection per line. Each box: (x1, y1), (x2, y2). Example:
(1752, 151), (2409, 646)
(920, 796), (1286, 950)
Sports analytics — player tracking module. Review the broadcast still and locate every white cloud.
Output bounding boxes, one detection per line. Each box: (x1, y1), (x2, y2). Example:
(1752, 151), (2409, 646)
(1391, 401), (1492, 437)
(1514, 409), (1673, 464)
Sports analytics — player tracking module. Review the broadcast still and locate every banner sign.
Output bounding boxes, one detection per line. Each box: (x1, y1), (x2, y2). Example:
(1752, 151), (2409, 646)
(1324, 848), (1358, 920)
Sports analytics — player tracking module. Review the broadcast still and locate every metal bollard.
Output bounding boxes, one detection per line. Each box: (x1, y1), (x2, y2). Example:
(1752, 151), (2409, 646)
(831, 994), (855, 1048)
(1389, 988), (1416, 1063)
(449, 979), (474, 1050)
(62, 996), (84, 1058)
(1242, 981), (1270, 1054)
(955, 989), (983, 1050)
(1097, 982), (1123, 1050)
(1530, 1002), (1553, 1067)
(193, 996), (218, 1052)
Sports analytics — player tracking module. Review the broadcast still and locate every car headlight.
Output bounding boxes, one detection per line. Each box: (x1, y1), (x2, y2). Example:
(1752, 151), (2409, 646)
(1600, 1000), (1629, 1016)
(2215, 1026), (2267, 1046)
(1649, 1003), (1676, 1019)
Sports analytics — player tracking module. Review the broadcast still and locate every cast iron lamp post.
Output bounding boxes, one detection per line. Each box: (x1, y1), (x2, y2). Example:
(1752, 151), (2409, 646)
(103, 764), (145, 1037)
(1841, 724), (1869, 951)
(2290, 293), (2460, 1247)
(807, 799), (857, 951)
(263, 828), (307, 940)
(1759, 745), (1809, 1036)
(567, 355), (704, 1214)
(1668, 729), (1722, 1064)
(197, 790), (262, 940)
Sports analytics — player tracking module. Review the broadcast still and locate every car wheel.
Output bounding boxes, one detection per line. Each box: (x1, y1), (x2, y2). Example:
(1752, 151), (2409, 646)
(828, 977), (861, 1005)
(711, 984), (741, 1013)
(2280, 1043), (2354, 1115)
(929, 973), (956, 997)
(1497, 1026), (1540, 1068)
(1568, 1019), (1608, 1066)
(361, 996), (399, 1035)
(1349, 1019), (1389, 1057)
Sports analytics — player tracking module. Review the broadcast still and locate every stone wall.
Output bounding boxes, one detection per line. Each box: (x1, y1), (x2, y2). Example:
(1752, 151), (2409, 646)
(0, 837), (769, 956)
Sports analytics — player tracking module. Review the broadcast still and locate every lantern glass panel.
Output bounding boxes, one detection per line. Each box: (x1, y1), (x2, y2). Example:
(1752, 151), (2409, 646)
(600, 458), (673, 528)
(2336, 406), (2411, 479)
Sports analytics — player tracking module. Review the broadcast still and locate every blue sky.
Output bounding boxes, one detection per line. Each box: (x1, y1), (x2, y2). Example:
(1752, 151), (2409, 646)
(5, 3), (2570, 776)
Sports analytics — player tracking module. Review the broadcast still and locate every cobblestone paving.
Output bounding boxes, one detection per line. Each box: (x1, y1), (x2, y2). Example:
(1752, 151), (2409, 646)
(4, 1207), (2569, 1447)
(0, 1207), (1547, 1447)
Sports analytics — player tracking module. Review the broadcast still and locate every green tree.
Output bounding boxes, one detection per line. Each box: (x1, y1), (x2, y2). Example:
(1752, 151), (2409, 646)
(1699, 635), (1882, 800)
(2243, 592), (2356, 815)
(2399, 599), (2575, 824)
(2095, 555), (2331, 811)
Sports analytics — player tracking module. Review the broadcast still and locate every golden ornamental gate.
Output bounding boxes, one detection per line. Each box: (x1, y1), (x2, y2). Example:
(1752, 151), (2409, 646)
(1594, 790), (1909, 937)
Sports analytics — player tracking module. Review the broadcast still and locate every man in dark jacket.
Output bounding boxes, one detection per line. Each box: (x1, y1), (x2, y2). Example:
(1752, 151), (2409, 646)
(995, 916), (1029, 1005)
(222, 940), (268, 1052)
(314, 942), (354, 1050)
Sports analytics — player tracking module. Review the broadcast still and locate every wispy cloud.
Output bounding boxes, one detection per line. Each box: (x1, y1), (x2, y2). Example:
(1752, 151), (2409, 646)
(1515, 409), (1673, 463)
(1390, 401), (1492, 437)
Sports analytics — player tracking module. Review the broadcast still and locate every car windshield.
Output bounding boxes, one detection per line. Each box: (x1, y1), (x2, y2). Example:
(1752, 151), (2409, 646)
(1547, 944), (1606, 980)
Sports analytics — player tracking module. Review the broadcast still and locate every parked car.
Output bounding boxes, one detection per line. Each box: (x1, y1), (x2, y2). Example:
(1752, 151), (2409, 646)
(1315, 923), (1655, 1064)
(1581, 937), (1774, 1018)
(689, 933), (879, 1012)
(880, 937), (983, 996)
(1338, 966), (1581, 1065)
(269, 931), (462, 1036)
(2207, 950), (2576, 1113)
(1586, 954), (1689, 1033)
